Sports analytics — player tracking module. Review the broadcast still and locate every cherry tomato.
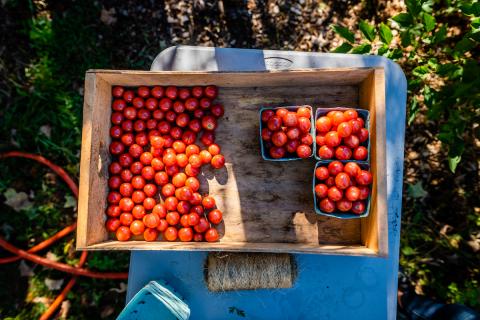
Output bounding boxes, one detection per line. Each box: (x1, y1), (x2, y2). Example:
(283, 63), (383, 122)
(178, 227), (194, 242)
(185, 177), (200, 191)
(131, 176), (146, 189)
(107, 191), (121, 204)
(163, 227), (178, 241)
(358, 186), (370, 200)
(154, 171), (169, 186)
(199, 150), (212, 164)
(269, 146), (285, 159)
(211, 154), (225, 169)
(175, 186), (193, 201)
(143, 228), (159, 241)
(111, 112), (123, 125)
(165, 165), (179, 177)
(172, 172), (187, 187)
(143, 213), (160, 228)
(110, 126), (122, 139)
(318, 145), (334, 159)
(336, 200), (352, 212)
(335, 173), (351, 190)
(109, 141), (125, 155)
(185, 164), (200, 177)
(344, 162), (361, 177)
(345, 186), (360, 201)
(200, 131), (215, 146)
(132, 97), (145, 109)
(353, 146), (368, 160)
(147, 119), (158, 130)
(120, 169), (133, 182)
(208, 144), (220, 156)
(151, 158), (164, 172)
(296, 145), (312, 158)
(193, 233), (203, 242)
(132, 205), (146, 219)
(325, 131), (341, 147)
(178, 88), (190, 100)
(327, 186), (343, 201)
(120, 183), (134, 197)
(185, 144), (200, 157)
(315, 116), (332, 133)
(161, 183), (176, 197)
(163, 153), (177, 167)
(192, 86), (204, 98)
(296, 106), (311, 118)
(286, 127), (300, 140)
(108, 176), (122, 189)
(335, 146), (352, 160)
(189, 154), (202, 168)
(344, 135), (360, 149)
(159, 98), (172, 111)
(337, 122), (353, 138)
(112, 86), (124, 98)
(208, 209), (223, 224)
(190, 193), (203, 205)
(157, 219), (168, 232)
(358, 128), (369, 142)
(188, 119), (201, 132)
(180, 214), (190, 227)
(315, 167), (329, 180)
(271, 131), (287, 146)
(177, 201), (191, 215)
(328, 111), (345, 126)
(202, 196), (216, 209)
(356, 170), (373, 185)
(283, 112), (298, 127)
(182, 130), (196, 145)
(166, 111), (177, 123)
(176, 153), (188, 167)
(188, 212), (200, 226)
(165, 196), (179, 211)
(106, 205), (121, 217)
(200, 98), (212, 110)
(135, 132), (149, 146)
(204, 85), (218, 99)
(285, 139), (299, 153)
(143, 197), (156, 210)
(132, 190), (146, 204)
(124, 107), (137, 120)
(141, 166), (155, 180)
(351, 201), (366, 214)
(211, 104), (224, 117)
(136, 86), (150, 98)
(343, 109), (358, 121)
(267, 116), (282, 131)
(194, 218), (210, 233)
(275, 108), (288, 118)
(315, 184), (328, 198)
(262, 128), (273, 141)
(120, 212), (133, 226)
(205, 228), (219, 242)
(319, 198), (335, 213)
(328, 161), (344, 176)
(300, 133), (313, 146)
(109, 162), (122, 175)
(166, 211), (180, 226)
(201, 115), (217, 131)
(297, 117), (311, 133)
(116, 226), (131, 241)
(261, 110), (275, 122)
(325, 176), (335, 187)
(153, 110), (165, 120)
(185, 98), (199, 111)
(176, 113), (190, 128)
(164, 86), (177, 99)
(153, 203), (167, 218)
(106, 218), (121, 232)
(123, 90), (134, 103)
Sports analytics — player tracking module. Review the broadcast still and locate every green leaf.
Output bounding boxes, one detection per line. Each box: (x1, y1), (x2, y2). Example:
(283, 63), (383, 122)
(359, 20), (376, 42)
(406, 0), (421, 15)
(401, 30), (412, 47)
(432, 25), (447, 44)
(454, 37), (476, 54)
(402, 246), (416, 256)
(388, 48), (404, 60)
(408, 182), (428, 199)
(472, 17), (480, 28)
(408, 96), (419, 125)
(392, 13), (414, 27)
(421, 0), (434, 13)
(412, 65), (430, 77)
(332, 42), (353, 53)
(351, 43), (372, 54)
(64, 195), (77, 208)
(332, 25), (355, 43)
(378, 44), (389, 56)
(423, 13), (436, 32)
(448, 155), (462, 173)
(379, 23), (393, 45)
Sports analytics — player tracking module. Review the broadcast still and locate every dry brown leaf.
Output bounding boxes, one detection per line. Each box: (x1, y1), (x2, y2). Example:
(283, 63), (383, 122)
(101, 7), (117, 26)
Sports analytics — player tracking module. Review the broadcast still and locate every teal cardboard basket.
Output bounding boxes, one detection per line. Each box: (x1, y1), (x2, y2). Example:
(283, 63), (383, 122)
(313, 161), (371, 219)
(259, 105), (314, 161)
(314, 107), (370, 162)
(117, 280), (190, 320)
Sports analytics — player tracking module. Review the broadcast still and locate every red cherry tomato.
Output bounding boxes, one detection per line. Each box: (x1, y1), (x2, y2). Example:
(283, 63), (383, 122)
(161, 183), (176, 197)
(353, 146), (368, 160)
(285, 139), (299, 153)
(286, 127), (300, 140)
(336, 200), (353, 212)
(201, 115), (217, 131)
(153, 204), (167, 218)
(325, 131), (341, 147)
(315, 116), (332, 133)
(106, 205), (121, 217)
(107, 191), (121, 204)
(143, 228), (159, 241)
(193, 233), (203, 242)
(208, 209), (223, 224)
(358, 186), (370, 200)
(106, 218), (121, 232)
(143, 197), (156, 210)
(143, 213), (161, 228)
(296, 144), (312, 158)
(165, 86), (178, 99)
(200, 131), (215, 146)
(120, 213), (134, 226)
(178, 227), (194, 242)
(130, 220), (145, 235)
(314, 184), (328, 198)
(157, 219), (168, 232)
(185, 98), (199, 111)
(335, 173), (351, 190)
(188, 212), (200, 226)
(356, 170), (373, 185)
(132, 190), (146, 204)
(327, 186), (343, 201)
(194, 218), (210, 233)
(328, 161), (344, 176)
(344, 162), (361, 177)
(182, 131), (196, 145)
(345, 186), (360, 201)
(112, 86), (124, 98)
(131, 176), (146, 189)
(166, 211), (180, 226)
(204, 85), (218, 99)
(269, 146), (286, 159)
(296, 107), (311, 118)
(319, 198), (335, 213)
(116, 226), (131, 241)
(358, 128), (369, 142)
(202, 196), (216, 209)
(297, 117), (311, 133)
(200, 98), (212, 110)
(343, 109), (358, 121)
(178, 88), (190, 100)
(300, 133), (313, 146)
(154, 171), (169, 186)
(211, 104), (224, 117)
(165, 196), (179, 211)
(267, 116), (282, 131)
(344, 135), (360, 149)
(163, 227), (178, 241)
(175, 186), (193, 201)
(337, 122), (353, 138)
(123, 90), (134, 103)
(282, 112), (298, 127)
(211, 155), (225, 169)
(315, 167), (329, 180)
(185, 164), (200, 177)
(352, 201), (366, 214)
(318, 145), (334, 159)
(261, 110), (275, 122)
(192, 86), (204, 98)
(335, 146), (352, 160)
(328, 111), (345, 126)
(325, 177), (335, 187)
(205, 228), (220, 242)
(177, 201), (191, 215)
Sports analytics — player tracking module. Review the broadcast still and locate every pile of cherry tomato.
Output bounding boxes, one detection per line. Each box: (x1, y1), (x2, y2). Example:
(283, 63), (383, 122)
(260, 106), (313, 159)
(315, 109), (369, 160)
(314, 161), (372, 215)
(106, 85), (226, 242)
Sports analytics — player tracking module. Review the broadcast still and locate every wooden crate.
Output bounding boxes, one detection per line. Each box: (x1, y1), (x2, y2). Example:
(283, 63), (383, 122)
(77, 68), (387, 257)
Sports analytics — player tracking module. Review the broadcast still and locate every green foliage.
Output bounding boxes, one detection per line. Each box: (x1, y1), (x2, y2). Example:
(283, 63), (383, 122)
(331, 0), (480, 173)
(332, 0), (480, 310)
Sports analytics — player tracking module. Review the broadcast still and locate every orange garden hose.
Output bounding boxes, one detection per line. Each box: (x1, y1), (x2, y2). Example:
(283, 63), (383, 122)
(0, 151), (128, 319)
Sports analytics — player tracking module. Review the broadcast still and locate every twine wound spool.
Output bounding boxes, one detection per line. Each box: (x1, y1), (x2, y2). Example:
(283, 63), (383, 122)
(206, 253), (296, 292)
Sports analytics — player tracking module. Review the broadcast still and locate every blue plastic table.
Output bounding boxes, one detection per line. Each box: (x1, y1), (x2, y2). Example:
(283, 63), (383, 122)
(126, 46), (407, 320)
